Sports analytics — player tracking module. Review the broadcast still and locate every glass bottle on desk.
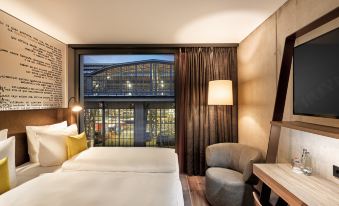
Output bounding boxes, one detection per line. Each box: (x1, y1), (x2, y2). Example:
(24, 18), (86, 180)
(300, 149), (307, 170)
(300, 149), (307, 164)
(302, 151), (312, 176)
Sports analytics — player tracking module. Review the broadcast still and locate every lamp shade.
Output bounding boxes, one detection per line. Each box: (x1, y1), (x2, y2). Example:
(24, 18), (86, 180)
(208, 80), (233, 105)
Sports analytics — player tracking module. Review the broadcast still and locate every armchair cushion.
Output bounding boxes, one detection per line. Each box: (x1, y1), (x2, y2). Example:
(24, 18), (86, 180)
(206, 167), (253, 206)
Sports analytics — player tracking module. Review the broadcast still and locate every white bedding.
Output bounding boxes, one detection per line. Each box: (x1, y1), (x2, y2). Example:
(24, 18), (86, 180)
(0, 171), (184, 206)
(62, 147), (179, 175)
(16, 162), (61, 186)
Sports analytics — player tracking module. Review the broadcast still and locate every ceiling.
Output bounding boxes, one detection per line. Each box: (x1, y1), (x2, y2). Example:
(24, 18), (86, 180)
(0, 0), (287, 44)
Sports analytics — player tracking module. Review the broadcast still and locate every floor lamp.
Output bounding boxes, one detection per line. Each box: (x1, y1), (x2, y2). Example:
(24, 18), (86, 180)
(208, 80), (233, 106)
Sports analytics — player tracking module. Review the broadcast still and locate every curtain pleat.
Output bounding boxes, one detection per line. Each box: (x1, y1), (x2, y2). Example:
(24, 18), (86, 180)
(176, 47), (238, 175)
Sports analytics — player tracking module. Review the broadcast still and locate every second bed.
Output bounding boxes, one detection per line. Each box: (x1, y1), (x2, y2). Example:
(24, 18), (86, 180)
(1, 147), (184, 206)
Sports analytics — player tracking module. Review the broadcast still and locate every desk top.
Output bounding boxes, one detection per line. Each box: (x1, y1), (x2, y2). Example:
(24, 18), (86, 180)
(253, 164), (339, 206)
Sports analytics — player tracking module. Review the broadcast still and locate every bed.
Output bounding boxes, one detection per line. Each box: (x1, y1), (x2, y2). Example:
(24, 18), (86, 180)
(0, 171), (184, 206)
(4, 147), (184, 206)
(8, 147), (184, 206)
(0, 109), (184, 205)
(62, 147), (179, 175)
(59, 147), (183, 205)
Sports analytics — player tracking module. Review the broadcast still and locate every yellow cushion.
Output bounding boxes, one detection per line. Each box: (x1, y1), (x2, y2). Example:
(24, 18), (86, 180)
(66, 132), (88, 159)
(0, 157), (10, 195)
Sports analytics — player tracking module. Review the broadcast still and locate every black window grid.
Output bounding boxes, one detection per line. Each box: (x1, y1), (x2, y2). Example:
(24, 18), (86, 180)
(84, 102), (175, 148)
(145, 105), (175, 148)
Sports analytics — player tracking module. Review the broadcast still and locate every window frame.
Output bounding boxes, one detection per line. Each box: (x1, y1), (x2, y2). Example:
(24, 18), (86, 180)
(71, 47), (178, 146)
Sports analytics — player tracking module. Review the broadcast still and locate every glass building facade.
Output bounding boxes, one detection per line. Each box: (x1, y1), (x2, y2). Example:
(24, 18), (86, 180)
(84, 60), (174, 97)
(82, 58), (175, 147)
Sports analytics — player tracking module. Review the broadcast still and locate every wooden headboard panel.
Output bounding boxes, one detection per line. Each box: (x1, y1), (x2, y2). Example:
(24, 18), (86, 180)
(0, 108), (70, 166)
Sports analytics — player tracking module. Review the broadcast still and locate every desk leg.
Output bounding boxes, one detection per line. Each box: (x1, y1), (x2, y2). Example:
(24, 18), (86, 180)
(260, 183), (288, 206)
(276, 198), (288, 206)
(260, 183), (271, 206)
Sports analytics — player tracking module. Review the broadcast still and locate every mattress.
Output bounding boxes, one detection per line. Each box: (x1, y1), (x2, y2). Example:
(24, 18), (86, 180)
(16, 162), (61, 186)
(0, 171), (184, 206)
(62, 147), (179, 175)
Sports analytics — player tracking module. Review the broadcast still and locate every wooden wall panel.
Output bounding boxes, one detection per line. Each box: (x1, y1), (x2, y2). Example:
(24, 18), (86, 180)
(0, 108), (69, 166)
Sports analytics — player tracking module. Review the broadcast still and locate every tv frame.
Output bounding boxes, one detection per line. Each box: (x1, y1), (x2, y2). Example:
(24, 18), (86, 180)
(293, 27), (339, 119)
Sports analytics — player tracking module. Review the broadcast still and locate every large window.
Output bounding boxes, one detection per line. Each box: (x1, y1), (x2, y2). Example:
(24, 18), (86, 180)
(80, 55), (175, 147)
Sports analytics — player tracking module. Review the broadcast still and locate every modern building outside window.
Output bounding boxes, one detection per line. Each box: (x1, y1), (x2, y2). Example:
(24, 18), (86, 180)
(80, 55), (175, 148)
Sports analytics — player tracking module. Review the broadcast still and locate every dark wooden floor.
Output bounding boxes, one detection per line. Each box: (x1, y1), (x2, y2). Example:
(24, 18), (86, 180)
(180, 175), (211, 206)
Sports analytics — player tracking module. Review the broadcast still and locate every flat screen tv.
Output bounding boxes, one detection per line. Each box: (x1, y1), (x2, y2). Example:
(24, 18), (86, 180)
(294, 27), (339, 119)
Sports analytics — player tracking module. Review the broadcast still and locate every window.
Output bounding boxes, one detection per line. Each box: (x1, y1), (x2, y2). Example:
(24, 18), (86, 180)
(145, 103), (175, 147)
(80, 55), (175, 148)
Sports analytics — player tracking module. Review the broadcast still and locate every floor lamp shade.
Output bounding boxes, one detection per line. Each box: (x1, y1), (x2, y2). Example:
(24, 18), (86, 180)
(208, 80), (233, 105)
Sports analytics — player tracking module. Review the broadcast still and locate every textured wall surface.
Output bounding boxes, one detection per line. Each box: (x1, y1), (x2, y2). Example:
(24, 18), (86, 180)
(238, 14), (277, 157)
(238, 0), (339, 183)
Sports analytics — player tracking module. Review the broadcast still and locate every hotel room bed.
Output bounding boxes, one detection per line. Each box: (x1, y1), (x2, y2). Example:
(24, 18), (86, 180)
(3, 147), (184, 206)
(0, 111), (184, 205)
(62, 147), (179, 175)
(0, 171), (184, 206)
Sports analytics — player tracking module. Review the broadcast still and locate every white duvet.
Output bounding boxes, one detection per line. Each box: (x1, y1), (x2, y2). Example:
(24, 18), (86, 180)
(62, 147), (179, 174)
(0, 171), (184, 206)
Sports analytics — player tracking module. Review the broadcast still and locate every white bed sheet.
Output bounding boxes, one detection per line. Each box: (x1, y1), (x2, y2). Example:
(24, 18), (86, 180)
(0, 171), (184, 206)
(16, 162), (61, 186)
(62, 147), (179, 175)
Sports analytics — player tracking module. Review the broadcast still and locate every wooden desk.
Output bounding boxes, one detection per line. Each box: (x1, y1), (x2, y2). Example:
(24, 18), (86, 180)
(253, 164), (339, 206)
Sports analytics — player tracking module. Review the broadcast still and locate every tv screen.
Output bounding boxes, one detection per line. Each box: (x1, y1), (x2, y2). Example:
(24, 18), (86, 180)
(294, 28), (339, 118)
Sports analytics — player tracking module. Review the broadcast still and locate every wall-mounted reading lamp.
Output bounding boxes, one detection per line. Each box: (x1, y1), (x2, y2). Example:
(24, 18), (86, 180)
(68, 97), (83, 112)
(208, 80), (233, 106)
(67, 97), (83, 126)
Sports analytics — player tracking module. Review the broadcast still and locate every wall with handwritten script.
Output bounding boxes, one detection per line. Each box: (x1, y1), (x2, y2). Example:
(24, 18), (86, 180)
(0, 10), (67, 111)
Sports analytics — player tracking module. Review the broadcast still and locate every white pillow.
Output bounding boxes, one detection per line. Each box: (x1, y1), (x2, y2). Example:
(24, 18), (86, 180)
(37, 124), (78, 167)
(0, 136), (16, 188)
(26, 121), (67, 162)
(0, 129), (8, 141)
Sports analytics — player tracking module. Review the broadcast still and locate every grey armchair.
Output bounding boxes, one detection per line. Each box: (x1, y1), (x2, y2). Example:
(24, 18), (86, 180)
(205, 143), (262, 206)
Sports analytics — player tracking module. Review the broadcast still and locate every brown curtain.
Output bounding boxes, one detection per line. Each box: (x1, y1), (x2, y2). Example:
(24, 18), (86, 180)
(176, 47), (238, 176)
